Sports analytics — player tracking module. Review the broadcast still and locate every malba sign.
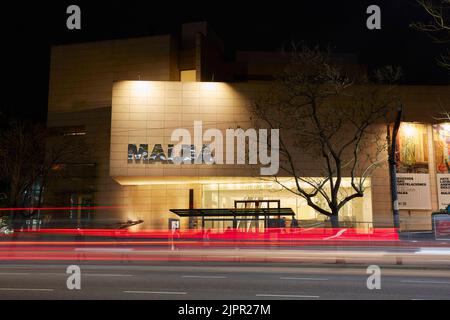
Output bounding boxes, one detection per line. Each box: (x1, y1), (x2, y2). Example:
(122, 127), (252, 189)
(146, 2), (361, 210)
(128, 121), (280, 176)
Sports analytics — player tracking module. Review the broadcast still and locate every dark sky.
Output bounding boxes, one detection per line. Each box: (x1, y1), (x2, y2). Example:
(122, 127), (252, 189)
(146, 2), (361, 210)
(1, 0), (449, 122)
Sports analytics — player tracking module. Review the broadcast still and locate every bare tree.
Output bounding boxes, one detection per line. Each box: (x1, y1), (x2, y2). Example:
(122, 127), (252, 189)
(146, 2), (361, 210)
(0, 122), (45, 208)
(412, 0), (450, 70)
(0, 121), (87, 227)
(254, 46), (399, 227)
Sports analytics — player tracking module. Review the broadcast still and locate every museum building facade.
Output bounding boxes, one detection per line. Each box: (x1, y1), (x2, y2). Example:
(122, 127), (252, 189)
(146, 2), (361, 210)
(46, 22), (450, 231)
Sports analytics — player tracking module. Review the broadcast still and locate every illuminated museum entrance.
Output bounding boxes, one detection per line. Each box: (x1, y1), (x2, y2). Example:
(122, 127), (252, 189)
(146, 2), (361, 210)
(201, 179), (373, 229)
(114, 177), (373, 230)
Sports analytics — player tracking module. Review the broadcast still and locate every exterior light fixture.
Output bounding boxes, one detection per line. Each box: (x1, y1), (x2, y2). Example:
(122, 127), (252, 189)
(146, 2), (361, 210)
(402, 123), (417, 138)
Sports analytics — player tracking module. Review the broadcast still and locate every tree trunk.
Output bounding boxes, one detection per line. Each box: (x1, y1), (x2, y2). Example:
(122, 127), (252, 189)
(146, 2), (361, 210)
(7, 199), (17, 229)
(8, 176), (21, 228)
(8, 211), (15, 228)
(330, 215), (340, 228)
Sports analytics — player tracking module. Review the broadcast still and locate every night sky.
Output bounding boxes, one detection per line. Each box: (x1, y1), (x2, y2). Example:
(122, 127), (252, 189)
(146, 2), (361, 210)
(1, 0), (449, 122)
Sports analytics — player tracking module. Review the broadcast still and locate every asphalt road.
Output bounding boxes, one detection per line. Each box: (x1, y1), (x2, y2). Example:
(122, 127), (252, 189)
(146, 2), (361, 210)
(0, 261), (449, 300)
(3, 244), (450, 266)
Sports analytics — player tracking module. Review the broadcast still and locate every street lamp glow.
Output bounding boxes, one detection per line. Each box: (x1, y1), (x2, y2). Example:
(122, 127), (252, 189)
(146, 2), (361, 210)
(131, 81), (151, 97)
(402, 123), (417, 138)
(442, 123), (450, 133)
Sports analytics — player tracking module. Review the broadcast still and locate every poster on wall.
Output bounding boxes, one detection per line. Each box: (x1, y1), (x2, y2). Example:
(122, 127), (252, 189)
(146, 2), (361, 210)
(396, 173), (432, 209)
(433, 123), (450, 209)
(436, 174), (450, 209)
(396, 123), (431, 210)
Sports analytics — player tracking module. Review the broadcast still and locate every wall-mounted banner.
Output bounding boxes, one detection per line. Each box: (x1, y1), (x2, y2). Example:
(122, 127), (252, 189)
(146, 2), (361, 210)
(396, 173), (431, 210)
(395, 123), (431, 210)
(433, 124), (450, 209)
(433, 123), (450, 174)
(437, 174), (450, 209)
(396, 123), (429, 174)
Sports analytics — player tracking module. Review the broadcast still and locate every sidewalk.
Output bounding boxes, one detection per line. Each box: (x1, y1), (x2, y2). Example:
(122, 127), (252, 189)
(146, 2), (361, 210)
(399, 231), (436, 241)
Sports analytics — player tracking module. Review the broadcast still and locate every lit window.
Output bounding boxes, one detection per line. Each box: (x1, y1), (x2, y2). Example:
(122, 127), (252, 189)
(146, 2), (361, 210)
(180, 70), (197, 82)
(49, 126), (86, 136)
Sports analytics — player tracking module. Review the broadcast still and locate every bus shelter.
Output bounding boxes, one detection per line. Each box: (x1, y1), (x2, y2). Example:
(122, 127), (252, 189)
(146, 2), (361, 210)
(170, 202), (295, 231)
